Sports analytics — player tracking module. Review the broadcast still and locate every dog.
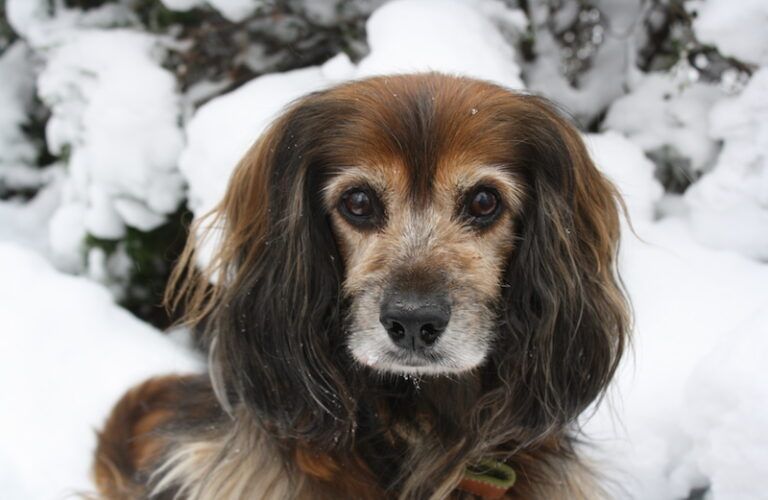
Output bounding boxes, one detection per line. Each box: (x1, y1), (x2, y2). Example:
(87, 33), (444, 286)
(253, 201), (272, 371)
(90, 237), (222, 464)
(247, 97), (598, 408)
(93, 73), (629, 499)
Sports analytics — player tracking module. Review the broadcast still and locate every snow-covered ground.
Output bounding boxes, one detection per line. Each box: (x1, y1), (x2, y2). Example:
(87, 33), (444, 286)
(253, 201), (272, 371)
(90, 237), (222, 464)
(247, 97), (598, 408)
(1, 0), (767, 499)
(582, 133), (768, 497)
(0, 242), (202, 499)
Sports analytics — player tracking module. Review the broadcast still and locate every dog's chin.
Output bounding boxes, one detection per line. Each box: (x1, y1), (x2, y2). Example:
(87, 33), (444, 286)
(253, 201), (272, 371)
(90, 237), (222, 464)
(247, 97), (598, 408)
(348, 339), (489, 376)
(382, 359), (480, 376)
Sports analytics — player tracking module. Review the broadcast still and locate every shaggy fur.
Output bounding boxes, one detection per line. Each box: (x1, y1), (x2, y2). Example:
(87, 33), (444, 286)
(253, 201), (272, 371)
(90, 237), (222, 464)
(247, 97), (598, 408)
(93, 73), (630, 499)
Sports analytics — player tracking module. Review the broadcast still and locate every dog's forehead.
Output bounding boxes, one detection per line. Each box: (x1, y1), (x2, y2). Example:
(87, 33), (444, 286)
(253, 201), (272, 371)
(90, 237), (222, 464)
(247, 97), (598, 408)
(320, 75), (525, 205)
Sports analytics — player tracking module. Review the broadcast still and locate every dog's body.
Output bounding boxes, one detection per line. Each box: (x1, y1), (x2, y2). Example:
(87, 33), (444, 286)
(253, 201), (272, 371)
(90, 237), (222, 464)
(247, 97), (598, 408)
(94, 375), (601, 499)
(94, 74), (629, 499)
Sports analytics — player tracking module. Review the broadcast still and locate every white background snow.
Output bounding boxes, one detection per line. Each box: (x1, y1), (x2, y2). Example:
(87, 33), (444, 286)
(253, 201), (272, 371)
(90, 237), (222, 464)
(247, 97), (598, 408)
(1, 0), (767, 499)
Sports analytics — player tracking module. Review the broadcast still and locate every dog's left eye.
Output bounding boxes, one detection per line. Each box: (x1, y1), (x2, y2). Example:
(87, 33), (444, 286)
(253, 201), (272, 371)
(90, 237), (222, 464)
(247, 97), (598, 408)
(469, 190), (498, 218)
(462, 187), (501, 227)
(343, 190), (372, 216)
(339, 188), (382, 228)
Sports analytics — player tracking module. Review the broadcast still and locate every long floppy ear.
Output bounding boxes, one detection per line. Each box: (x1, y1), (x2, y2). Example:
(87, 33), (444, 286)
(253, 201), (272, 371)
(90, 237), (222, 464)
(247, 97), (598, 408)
(167, 94), (355, 448)
(496, 96), (630, 432)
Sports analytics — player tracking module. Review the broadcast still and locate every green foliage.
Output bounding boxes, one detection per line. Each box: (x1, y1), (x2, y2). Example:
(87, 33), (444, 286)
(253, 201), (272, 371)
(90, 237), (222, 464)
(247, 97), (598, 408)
(155, 2), (373, 95)
(21, 94), (56, 168)
(63, 0), (111, 9)
(0, 0), (17, 52)
(86, 205), (193, 328)
(131, 0), (212, 32)
(639, 0), (753, 80)
(647, 145), (699, 194)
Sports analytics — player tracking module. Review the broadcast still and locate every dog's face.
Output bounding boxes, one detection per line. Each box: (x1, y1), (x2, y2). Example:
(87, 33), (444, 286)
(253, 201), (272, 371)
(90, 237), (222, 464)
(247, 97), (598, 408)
(173, 73), (628, 445)
(325, 162), (522, 374)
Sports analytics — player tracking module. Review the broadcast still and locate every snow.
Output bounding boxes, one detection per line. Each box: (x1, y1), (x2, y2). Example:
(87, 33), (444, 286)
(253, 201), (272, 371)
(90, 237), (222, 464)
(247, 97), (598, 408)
(523, 0), (644, 125)
(0, 174), (63, 254)
(586, 131), (663, 222)
(38, 29), (185, 263)
(692, 0), (768, 66)
(571, 130), (768, 500)
(4, 0), (51, 39)
(6, 0), (138, 47)
(583, 133), (768, 497)
(0, 242), (202, 500)
(685, 68), (768, 261)
(0, 42), (37, 173)
(179, 66), (328, 217)
(604, 72), (723, 174)
(681, 310), (768, 500)
(160, 0), (205, 12)
(160, 0), (260, 22)
(321, 52), (357, 81)
(4, 0), (186, 271)
(206, 0), (260, 22)
(49, 200), (88, 272)
(584, 216), (768, 500)
(357, 0), (524, 88)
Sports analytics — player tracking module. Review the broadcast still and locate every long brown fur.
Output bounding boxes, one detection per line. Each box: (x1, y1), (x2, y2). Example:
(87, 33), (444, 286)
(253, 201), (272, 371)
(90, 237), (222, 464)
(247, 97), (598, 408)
(93, 375), (222, 499)
(94, 73), (629, 499)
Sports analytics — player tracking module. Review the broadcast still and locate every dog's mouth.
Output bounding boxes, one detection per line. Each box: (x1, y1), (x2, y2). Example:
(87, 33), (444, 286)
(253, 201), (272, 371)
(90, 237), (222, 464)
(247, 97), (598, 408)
(352, 339), (486, 375)
(364, 348), (435, 367)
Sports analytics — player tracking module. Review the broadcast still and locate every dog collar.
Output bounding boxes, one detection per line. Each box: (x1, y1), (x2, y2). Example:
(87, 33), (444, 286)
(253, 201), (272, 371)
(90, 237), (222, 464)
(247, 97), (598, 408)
(457, 459), (516, 499)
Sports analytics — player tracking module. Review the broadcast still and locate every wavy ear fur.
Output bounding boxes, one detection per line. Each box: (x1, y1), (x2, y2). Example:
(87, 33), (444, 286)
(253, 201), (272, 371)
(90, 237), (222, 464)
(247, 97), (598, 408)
(168, 93), (356, 449)
(493, 96), (629, 433)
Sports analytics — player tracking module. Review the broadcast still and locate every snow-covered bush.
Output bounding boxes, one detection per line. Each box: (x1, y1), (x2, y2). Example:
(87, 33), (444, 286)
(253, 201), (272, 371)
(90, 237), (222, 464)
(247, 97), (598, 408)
(522, 0), (641, 126)
(356, 0), (524, 86)
(603, 72), (723, 192)
(156, 0), (385, 104)
(5, 0), (763, 320)
(0, 41), (41, 197)
(3, 1), (189, 322)
(686, 68), (768, 261)
(691, 0), (768, 66)
(41, 29), (185, 256)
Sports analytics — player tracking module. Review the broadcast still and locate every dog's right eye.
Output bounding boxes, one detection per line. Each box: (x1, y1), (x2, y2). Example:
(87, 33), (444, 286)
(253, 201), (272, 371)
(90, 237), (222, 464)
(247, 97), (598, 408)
(343, 190), (372, 216)
(339, 188), (382, 228)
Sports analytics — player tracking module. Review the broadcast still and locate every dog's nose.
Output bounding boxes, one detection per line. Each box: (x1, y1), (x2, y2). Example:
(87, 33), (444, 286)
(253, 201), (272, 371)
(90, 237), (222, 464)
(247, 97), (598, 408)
(380, 293), (451, 351)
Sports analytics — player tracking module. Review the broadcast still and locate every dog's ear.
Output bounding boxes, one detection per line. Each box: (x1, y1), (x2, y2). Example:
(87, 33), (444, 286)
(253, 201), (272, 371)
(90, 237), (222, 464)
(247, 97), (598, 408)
(167, 93), (355, 448)
(496, 96), (630, 432)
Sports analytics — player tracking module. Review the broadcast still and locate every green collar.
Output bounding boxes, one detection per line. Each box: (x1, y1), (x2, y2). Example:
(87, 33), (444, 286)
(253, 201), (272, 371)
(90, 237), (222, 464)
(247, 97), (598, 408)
(458, 459), (516, 499)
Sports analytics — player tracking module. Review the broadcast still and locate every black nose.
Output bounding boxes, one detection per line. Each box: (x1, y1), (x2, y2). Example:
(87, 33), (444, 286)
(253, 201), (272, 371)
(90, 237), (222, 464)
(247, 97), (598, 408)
(379, 292), (451, 351)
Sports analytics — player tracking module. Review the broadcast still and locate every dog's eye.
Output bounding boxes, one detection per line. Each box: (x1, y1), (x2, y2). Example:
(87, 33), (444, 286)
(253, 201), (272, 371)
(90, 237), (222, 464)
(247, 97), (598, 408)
(342, 190), (372, 217)
(339, 188), (382, 228)
(468, 190), (498, 218)
(461, 186), (502, 228)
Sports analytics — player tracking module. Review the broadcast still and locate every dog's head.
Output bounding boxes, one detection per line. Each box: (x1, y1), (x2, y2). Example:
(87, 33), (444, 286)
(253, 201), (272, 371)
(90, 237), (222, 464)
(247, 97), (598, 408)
(170, 73), (629, 448)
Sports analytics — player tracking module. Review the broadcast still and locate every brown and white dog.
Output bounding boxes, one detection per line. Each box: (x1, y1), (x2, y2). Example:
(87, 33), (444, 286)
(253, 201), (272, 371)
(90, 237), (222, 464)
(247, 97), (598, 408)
(93, 73), (629, 499)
